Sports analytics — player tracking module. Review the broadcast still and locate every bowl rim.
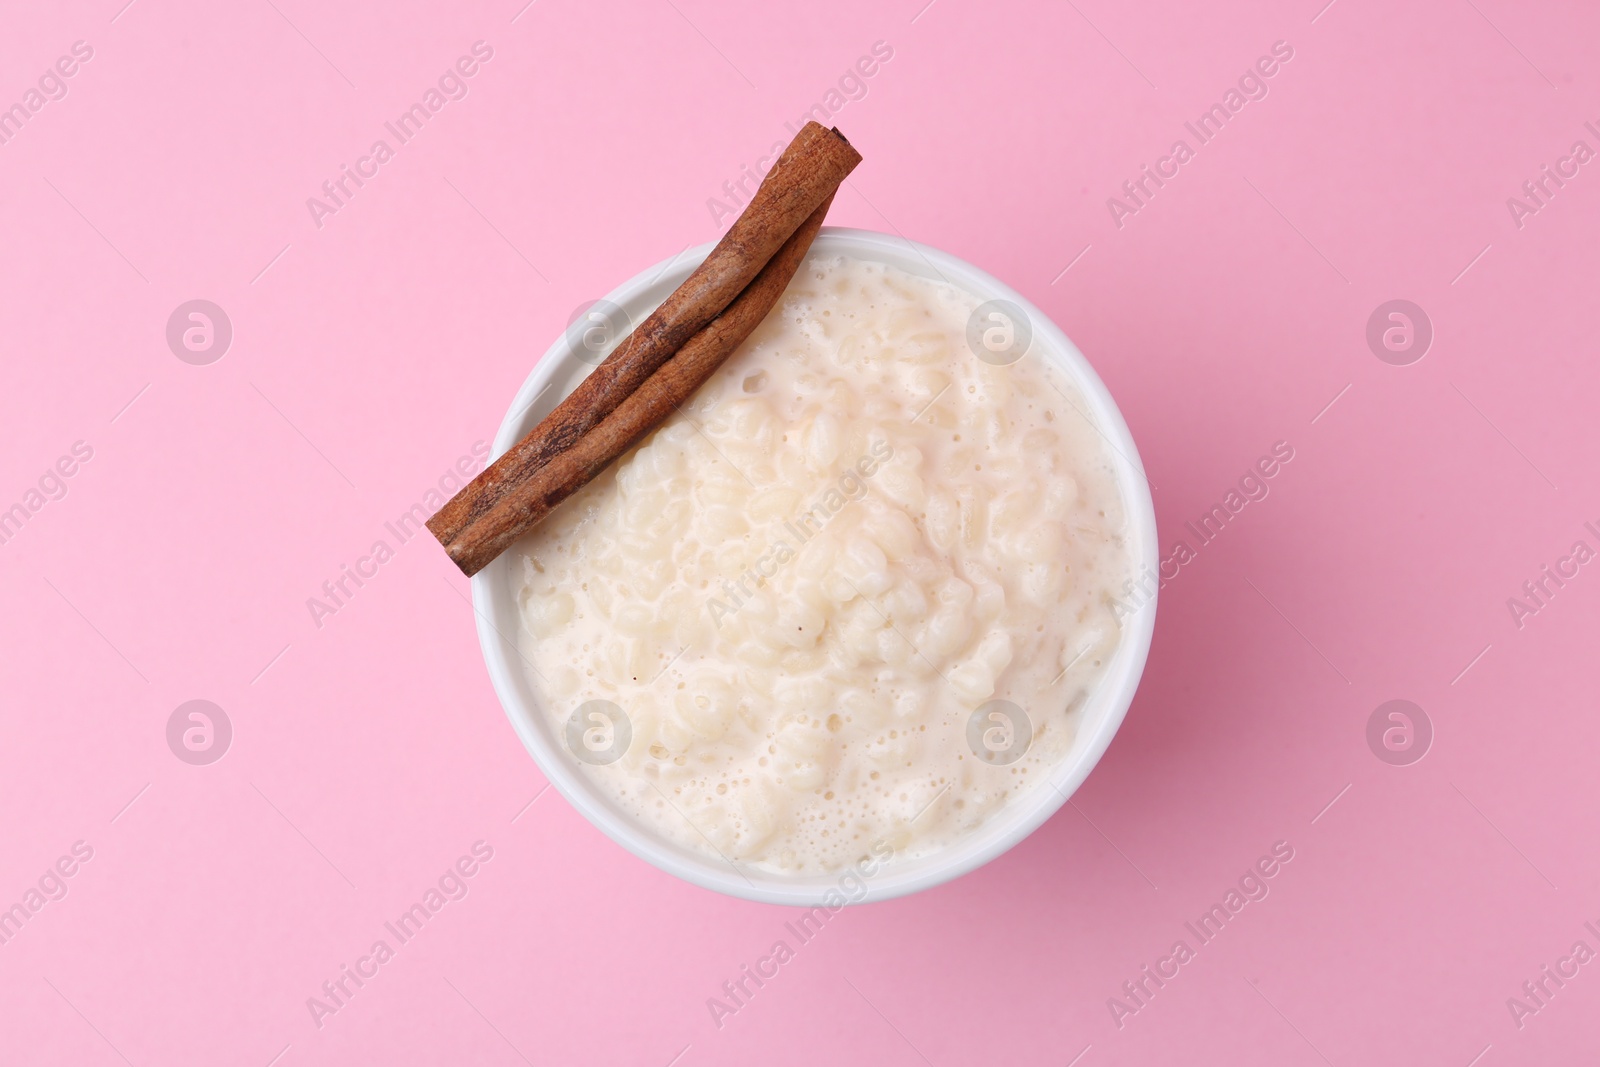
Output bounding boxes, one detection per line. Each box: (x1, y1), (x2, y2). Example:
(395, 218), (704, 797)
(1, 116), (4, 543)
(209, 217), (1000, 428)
(472, 226), (1158, 906)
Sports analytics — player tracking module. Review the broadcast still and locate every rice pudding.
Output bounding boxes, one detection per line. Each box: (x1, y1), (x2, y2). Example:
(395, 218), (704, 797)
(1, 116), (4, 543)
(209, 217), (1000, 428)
(513, 253), (1132, 875)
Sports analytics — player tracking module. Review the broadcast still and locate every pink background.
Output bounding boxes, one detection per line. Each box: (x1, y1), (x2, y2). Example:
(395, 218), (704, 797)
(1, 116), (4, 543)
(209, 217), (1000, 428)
(2, 0), (1597, 1062)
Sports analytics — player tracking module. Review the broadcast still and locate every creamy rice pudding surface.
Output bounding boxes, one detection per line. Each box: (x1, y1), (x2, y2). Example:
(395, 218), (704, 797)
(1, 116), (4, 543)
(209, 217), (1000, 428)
(513, 254), (1131, 875)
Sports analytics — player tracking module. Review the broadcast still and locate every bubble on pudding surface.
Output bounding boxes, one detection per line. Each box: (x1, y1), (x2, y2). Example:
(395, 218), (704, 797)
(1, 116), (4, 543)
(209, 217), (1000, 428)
(513, 253), (1131, 875)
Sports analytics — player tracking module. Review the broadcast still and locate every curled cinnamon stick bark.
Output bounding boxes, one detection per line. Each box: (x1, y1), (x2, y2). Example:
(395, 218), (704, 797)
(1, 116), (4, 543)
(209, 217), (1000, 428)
(441, 195), (833, 576)
(427, 122), (860, 554)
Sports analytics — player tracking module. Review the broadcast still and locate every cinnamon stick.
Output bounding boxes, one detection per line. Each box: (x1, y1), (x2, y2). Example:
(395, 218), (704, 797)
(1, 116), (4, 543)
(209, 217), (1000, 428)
(427, 122), (860, 554)
(440, 195), (833, 576)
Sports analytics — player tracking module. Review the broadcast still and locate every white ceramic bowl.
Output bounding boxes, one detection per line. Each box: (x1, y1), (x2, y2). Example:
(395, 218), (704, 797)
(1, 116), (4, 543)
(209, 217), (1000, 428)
(473, 227), (1157, 906)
